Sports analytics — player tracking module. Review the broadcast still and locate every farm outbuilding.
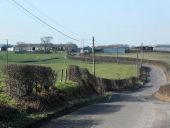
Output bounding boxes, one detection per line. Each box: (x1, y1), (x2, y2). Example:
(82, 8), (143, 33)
(80, 46), (92, 54)
(7, 46), (14, 51)
(153, 45), (170, 52)
(14, 44), (44, 53)
(128, 46), (153, 53)
(103, 46), (128, 54)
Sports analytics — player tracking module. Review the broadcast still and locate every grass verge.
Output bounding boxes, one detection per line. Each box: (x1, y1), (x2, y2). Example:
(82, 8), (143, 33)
(22, 93), (112, 128)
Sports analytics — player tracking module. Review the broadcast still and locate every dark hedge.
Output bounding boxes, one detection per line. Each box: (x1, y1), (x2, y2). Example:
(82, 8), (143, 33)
(5, 64), (57, 98)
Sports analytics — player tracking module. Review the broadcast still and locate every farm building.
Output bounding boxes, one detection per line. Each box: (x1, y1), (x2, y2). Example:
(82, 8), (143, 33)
(94, 45), (129, 54)
(14, 43), (45, 53)
(14, 43), (79, 53)
(0, 44), (14, 51)
(103, 47), (127, 54)
(0, 46), (2, 51)
(102, 45), (129, 54)
(153, 45), (170, 52)
(128, 46), (153, 53)
(80, 46), (92, 54)
(7, 46), (14, 51)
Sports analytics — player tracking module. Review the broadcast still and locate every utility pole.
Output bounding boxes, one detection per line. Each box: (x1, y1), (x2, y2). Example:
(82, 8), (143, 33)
(92, 37), (95, 76)
(142, 43), (144, 61)
(136, 52), (139, 80)
(7, 39), (9, 66)
(140, 43), (143, 68)
(116, 47), (118, 63)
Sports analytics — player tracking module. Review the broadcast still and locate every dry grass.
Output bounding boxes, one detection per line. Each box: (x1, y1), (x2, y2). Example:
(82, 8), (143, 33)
(155, 84), (170, 102)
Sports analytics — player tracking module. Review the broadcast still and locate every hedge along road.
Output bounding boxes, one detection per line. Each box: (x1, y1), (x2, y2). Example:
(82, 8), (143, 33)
(40, 65), (170, 128)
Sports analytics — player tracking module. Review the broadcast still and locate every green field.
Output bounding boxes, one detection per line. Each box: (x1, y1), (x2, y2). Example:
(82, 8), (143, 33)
(97, 52), (170, 65)
(0, 52), (136, 80)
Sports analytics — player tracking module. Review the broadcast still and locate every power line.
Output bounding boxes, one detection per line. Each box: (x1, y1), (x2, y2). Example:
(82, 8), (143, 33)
(8, 0), (50, 30)
(9, 0), (81, 42)
(21, 0), (84, 39)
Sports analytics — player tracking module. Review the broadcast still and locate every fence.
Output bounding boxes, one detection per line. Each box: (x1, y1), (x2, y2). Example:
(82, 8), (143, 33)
(57, 68), (71, 82)
(57, 68), (82, 82)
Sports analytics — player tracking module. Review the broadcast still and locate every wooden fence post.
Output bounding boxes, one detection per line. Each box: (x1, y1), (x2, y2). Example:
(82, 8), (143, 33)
(65, 69), (68, 82)
(61, 69), (63, 82)
(69, 68), (71, 80)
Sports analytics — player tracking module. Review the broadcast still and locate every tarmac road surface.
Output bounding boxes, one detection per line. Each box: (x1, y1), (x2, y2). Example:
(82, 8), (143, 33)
(41, 65), (170, 128)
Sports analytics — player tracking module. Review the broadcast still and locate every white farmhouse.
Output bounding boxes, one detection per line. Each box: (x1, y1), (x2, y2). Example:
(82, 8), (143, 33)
(7, 47), (14, 51)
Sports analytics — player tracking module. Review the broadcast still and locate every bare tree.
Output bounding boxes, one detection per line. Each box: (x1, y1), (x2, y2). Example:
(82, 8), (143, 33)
(41, 36), (53, 53)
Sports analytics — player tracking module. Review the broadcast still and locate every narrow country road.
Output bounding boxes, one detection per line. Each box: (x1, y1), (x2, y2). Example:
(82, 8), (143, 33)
(41, 65), (170, 128)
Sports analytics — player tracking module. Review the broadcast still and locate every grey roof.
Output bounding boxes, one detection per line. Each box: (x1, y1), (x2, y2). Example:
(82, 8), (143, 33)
(96, 45), (129, 49)
(155, 45), (170, 48)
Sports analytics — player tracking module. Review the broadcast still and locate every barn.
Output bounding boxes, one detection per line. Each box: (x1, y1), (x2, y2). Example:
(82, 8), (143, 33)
(153, 45), (170, 52)
(103, 46), (129, 54)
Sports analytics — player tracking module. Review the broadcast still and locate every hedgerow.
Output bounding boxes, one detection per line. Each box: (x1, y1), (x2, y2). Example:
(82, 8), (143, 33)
(5, 64), (57, 98)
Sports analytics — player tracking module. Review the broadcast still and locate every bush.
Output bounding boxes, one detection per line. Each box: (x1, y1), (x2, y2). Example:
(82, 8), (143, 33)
(0, 103), (19, 121)
(17, 93), (63, 112)
(5, 64), (57, 98)
(57, 81), (79, 99)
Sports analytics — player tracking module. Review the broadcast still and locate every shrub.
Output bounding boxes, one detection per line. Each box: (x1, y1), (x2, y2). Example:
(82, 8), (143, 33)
(0, 103), (19, 121)
(5, 64), (57, 98)
(57, 81), (79, 99)
(17, 93), (63, 112)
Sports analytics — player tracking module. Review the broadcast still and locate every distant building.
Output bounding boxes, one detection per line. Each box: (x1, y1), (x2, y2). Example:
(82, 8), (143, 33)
(153, 45), (170, 52)
(103, 47), (128, 54)
(0, 44), (2, 51)
(94, 47), (103, 53)
(7, 46), (14, 51)
(128, 46), (153, 53)
(0, 44), (14, 51)
(95, 45), (129, 54)
(80, 46), (92, 54)
(14, 44), (45, 53)
(14, 43), (79, 53)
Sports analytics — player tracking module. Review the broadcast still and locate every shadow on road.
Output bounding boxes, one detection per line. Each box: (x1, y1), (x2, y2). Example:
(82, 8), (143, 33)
(72, 104), (123, 115)
(124, 85), (153, 94)
(110, 93), (150, 102)
(110, 94), (139, 102)
(43, 119), (101, 128)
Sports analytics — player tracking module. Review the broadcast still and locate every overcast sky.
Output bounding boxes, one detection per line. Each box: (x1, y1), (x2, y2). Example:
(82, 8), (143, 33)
(1, 0), (170, 46)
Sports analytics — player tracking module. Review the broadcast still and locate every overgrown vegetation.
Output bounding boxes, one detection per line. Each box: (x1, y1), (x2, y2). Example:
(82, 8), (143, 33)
(0, 83), (16, 107)
(5, 64), (57, 98)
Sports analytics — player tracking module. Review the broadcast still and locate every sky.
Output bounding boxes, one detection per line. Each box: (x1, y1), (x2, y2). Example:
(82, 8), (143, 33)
(1, 0), (170, 46)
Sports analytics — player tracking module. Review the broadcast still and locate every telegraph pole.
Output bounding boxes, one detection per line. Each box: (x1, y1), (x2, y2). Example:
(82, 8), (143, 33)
(92, 37), (95, 76)
(7, 39), (9, 66)
(136, 52), (139, 80)
(140, 43), (143, 68)
(116, 47), (118, 63)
